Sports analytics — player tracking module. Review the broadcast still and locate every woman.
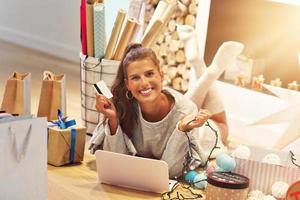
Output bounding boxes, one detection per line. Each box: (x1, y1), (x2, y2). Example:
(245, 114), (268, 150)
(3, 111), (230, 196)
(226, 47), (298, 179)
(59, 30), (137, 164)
(90, 42), (243, 178)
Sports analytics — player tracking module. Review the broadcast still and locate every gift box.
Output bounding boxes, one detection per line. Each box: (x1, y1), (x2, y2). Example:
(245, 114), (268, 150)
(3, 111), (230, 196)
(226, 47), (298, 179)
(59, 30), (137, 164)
(233, 146), (300, 194)
(205, 172), (249, 200)
(224, 55), (265, 84)
(48, 122), (86, 166)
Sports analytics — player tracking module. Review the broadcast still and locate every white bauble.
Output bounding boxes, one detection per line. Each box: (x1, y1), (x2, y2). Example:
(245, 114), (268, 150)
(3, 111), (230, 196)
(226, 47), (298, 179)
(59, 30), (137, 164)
(271, 181), (289, 198)
(232, 145), (251, 159)
(247, 190), (265, 199)
(262, 195), (276, 200)
(262, 153), (281, 165)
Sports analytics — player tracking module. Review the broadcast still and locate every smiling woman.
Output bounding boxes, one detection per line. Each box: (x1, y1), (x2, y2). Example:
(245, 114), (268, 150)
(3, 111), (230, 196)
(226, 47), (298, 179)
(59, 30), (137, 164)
(88, 42), (242, 178)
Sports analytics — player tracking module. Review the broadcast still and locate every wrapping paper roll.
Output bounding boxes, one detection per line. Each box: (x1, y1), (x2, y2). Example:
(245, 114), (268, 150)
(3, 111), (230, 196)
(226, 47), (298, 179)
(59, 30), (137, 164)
(80, 0), (87, 55)
(129, 20), (142, 43)
(141, 20), (163, 48)
(128, 0), (144, 20)
(161, 4), (176, 25)
(104, 9), (126, 59)
(144, 0), (168, 35)
(86, 0), (95, 57)
(113, 18), (137, 60)
(93, 3), (106, 58)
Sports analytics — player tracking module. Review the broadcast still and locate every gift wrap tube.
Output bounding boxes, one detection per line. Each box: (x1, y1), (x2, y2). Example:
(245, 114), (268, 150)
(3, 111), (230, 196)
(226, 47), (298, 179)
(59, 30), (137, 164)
(161, 4), (176, 25)
(144, 0), (168, 35)
(141, 20), (163, 48)
(86, 0), (95, 57)
(48, 125), (86, 166)
(205, 172), (249, 200)
(113, 18), (137, 61)
(93, 3), (106, 59)
(104, 9), (126, 59)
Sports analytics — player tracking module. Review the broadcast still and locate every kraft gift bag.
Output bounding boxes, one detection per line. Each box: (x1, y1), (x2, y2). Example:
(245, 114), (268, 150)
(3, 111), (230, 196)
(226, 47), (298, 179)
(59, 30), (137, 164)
(0, 116), (47, 200)
(1, 72), (31, 115)
(37, 71), (66, 121)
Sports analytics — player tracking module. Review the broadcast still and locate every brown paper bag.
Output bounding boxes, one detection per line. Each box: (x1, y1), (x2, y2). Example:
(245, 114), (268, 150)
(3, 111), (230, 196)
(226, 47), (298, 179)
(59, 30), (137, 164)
(37, 71), (66, 121)
(1, 72), (31, 115)
(47, 125), (86, 166)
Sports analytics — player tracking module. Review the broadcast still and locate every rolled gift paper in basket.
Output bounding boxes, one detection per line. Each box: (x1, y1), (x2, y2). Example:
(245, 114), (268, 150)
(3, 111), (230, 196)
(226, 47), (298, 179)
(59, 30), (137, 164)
(205, 172), (250, 200)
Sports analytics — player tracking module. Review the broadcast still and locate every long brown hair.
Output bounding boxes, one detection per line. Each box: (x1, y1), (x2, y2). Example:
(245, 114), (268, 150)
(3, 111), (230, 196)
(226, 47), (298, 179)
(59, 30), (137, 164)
(111, 43), (160, 138)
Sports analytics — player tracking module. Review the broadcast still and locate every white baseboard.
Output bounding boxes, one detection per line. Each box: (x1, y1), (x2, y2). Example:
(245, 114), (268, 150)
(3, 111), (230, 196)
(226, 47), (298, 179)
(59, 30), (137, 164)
(0, 26), (79, 62)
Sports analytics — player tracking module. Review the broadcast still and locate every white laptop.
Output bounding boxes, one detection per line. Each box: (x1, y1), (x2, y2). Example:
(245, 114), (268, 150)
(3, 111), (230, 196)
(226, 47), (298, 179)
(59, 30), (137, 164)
(95, 150), (176, 194)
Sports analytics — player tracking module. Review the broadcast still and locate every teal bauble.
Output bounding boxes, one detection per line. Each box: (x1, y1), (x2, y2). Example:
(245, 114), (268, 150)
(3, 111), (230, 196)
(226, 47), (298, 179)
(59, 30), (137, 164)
(215, 165), (227, 172)
(184, 170), (198, 183)
(216, 153), (236, 172)
(193, 173), (207, 189)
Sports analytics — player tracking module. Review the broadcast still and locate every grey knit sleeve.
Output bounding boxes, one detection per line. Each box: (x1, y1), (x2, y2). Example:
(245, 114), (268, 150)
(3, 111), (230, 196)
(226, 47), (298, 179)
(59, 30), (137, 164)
(89, 119), (137, 155)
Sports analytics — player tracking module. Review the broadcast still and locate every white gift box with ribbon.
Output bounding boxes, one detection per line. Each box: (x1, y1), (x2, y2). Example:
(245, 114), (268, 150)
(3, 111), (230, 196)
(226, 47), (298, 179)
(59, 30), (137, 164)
(224, 55), (265, 84)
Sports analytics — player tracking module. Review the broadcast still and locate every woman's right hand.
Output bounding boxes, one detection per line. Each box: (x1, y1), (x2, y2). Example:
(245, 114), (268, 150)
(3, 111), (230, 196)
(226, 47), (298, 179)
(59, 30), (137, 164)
(95, 93), (117, 121)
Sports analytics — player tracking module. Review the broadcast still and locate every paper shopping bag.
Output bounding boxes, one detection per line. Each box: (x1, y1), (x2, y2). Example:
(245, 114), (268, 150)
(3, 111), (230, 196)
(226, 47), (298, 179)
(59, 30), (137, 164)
(0, 116), (47, 200)
(37, 71), (66, 121)
(1, 72), (31, 115)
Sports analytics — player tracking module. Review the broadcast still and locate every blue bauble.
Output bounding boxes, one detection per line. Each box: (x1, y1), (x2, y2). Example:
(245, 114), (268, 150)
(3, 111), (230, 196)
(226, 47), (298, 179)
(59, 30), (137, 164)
(216, 153), (236, 172)
(193, 173), (207, 189)
(184, 170), (198, 183)
(215, 165), (227, 172)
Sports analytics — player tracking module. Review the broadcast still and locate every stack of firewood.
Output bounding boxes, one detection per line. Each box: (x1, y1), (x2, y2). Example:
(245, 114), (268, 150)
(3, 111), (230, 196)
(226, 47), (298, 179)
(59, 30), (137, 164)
(144, 0), (198, 92)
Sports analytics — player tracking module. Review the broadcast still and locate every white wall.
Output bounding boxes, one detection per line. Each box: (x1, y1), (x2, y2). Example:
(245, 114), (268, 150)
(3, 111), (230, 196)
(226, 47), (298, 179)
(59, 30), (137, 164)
(0, 0), (80, 62)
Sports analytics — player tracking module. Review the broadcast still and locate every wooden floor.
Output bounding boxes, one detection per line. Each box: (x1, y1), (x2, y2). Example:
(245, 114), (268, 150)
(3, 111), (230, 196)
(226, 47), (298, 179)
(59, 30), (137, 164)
(0, 39), (81, 122)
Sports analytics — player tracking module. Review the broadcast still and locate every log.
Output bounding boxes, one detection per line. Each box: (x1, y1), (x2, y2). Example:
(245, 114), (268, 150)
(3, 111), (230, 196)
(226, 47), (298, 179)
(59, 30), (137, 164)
(176, 1), (188, 17)
(171, 31), (179, 40)
(181, 79), (189, 92)
(165, 34), (172, 44)
(175, 50), (185, 63)
(167, 52), (177, 65)
(188, 3), (197, 15)
(185, 14), (195, 26)
(169, 40), (179, 52)
(162, 64), (169, 74)
(172, 77), (183, 91)
(167, 66), (178, 79)
(168, 19), (176, 32)
(159, 42), (168, 57)
(181, 0), (191, 6)
(176, 17), (184, 25)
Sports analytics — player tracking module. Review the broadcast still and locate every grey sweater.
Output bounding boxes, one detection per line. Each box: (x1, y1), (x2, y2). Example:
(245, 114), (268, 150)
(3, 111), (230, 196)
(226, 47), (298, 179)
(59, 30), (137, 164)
(89, 88), (213, 178)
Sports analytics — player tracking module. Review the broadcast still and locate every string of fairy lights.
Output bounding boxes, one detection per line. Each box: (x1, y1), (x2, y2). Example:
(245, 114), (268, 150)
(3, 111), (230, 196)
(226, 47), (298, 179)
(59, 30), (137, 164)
(161, 120), (219, 200)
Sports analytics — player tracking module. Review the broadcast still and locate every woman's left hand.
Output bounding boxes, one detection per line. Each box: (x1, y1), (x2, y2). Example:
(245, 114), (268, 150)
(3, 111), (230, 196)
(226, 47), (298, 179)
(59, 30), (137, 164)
(178, 109), (211, 132)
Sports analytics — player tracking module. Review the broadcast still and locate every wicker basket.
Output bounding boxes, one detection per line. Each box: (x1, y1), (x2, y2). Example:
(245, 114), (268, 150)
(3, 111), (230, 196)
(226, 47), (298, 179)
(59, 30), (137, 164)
(80, 53), (119, 134)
